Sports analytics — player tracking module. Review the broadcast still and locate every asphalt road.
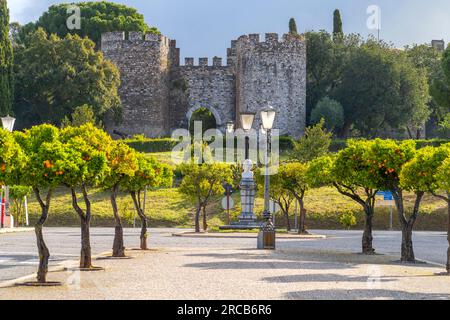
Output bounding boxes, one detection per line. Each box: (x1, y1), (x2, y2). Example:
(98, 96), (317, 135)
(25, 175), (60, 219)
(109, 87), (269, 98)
(0, 228), (448, 284)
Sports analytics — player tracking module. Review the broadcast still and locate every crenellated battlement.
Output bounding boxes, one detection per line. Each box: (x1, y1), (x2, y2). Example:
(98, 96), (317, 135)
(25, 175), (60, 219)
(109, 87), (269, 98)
(182, 56), (226, 68)
(101, 31), (171, 47)
(235, 32), (305, 48)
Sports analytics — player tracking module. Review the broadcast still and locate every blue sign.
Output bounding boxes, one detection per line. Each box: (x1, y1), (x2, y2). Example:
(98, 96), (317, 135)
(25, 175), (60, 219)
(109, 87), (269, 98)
(377, 191), (394, 201)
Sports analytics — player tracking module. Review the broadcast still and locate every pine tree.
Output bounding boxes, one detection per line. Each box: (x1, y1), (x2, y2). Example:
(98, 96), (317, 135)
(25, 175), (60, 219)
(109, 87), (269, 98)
(0, 0), (13, 116)
(333, 9), (344, 40)
(289, 18), (298, 35)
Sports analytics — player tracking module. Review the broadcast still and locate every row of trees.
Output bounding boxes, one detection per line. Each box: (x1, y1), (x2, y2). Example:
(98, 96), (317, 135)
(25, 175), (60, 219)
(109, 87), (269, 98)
(309, 140), (450, 270)
(175, 134), (450, 273)
(0, 123), (172, 283)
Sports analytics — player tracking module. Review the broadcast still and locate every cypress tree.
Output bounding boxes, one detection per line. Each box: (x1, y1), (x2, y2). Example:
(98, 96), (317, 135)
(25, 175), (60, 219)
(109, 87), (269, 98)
(0, 0), (13, 116)
(289, 18), (298, 35)
(333, 9), (344, 39)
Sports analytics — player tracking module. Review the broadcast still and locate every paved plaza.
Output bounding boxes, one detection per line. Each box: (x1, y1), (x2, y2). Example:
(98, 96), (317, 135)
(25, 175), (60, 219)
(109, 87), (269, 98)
(1, 228), (450, 300)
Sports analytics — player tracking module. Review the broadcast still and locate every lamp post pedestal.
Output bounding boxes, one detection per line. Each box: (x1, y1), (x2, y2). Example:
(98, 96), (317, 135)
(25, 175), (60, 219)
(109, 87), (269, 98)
(257, 212), (276, 250)
(258, 123), (276, 250)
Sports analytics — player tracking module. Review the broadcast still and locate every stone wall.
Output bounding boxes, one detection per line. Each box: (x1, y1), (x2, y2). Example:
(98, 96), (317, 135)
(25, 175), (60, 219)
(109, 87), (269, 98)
(169, 57), (236, 132)
(235, 33), (307, 138)
(101, 31), (307, 138)
(101, 31), (173, 137)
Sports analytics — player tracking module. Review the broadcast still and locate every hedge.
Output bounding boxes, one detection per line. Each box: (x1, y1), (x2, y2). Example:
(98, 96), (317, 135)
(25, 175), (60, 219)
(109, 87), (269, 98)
(125, 137), (450, 154)
(125, 138), (179, 153)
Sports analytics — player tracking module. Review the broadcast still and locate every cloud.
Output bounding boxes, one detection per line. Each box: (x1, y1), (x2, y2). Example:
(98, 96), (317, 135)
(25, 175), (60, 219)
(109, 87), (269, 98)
(7, 0), (53, 23)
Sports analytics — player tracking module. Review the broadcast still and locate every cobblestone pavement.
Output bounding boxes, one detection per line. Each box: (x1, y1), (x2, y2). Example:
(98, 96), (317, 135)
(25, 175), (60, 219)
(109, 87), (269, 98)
(1, 247), (450, 300)
(1, 228), (449, 284)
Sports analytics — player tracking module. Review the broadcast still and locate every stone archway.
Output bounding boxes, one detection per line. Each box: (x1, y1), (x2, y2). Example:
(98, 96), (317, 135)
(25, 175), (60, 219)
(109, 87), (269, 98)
(186, 105), (223, 127)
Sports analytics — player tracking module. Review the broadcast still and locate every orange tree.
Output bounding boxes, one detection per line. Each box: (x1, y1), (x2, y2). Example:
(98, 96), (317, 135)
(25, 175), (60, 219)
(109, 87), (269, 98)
(256, 167), (295, 231)
(436, 155), (450, 273)
(60, 124), (111, 269)
(122, 154), (173, 250)
(0, 129), (25, 187)
(365, 139), (417, 262)
(101, 141), (138, 257)
(332, 140), (380, 255)
(307, 144), (381, 255)
(402, 145), (450, 272)
(14, 124), (75, 283)
(178, 163), (232, 232)
(279, 163), (310, 234)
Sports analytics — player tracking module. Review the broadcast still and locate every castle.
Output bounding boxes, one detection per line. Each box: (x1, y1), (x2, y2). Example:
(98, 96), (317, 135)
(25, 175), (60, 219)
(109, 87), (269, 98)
(101, 31), (307, 138)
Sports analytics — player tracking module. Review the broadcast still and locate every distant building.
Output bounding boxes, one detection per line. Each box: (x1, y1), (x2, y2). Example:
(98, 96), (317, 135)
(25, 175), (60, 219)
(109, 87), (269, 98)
(432, 40), (445, 51)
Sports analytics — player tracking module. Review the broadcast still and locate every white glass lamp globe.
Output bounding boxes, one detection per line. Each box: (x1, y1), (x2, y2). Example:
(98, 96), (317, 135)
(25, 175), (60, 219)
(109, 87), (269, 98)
(1, 115), (16, 132)
(240, 112), (255, 131)
(261, 105), (276, 130)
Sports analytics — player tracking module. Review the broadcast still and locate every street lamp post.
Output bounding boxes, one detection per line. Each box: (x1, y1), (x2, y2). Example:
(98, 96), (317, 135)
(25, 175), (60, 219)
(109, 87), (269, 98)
(1, 115), (16, 229)
(258, 105), (276, 250)
(240, 112), (255, 160)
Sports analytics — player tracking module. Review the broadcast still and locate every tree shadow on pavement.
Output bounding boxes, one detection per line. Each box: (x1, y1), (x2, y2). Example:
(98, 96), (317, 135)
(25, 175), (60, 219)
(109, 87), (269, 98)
(262, 273), (397, 284)
(285, 288), (450, 300)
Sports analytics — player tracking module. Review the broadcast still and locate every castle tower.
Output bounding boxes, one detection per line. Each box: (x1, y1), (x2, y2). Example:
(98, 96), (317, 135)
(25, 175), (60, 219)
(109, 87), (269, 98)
(101, 31), (175, 137)
(235, 33), (307, 138)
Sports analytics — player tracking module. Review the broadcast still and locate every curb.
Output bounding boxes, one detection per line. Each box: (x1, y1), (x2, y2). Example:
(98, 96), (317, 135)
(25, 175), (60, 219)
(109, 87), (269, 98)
(0, 228), (34, 235)
(0, 250), (113, 288)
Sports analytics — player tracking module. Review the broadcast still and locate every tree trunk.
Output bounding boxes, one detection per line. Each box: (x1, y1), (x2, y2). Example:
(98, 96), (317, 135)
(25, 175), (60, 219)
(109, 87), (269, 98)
(70, 187), (94, 268)
(195, 205), (201, 233)
(131, 191), (148, 250)
(298, 198), (308, 235)
(33, 188), (51, 283)
(111, 184), (125, 257)
(394, 190), (422, 263)
(202, 206), (208, 232)
(362, 206), (375, 255)
(80, 219), (92, 268)
(284, 210), (291, 232)
(401, 222), (415, 262)
(447, 196), (450, 274)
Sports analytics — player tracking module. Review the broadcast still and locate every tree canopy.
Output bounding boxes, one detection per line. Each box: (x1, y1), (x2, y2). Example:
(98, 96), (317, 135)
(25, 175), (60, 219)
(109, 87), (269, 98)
(334, 44), (430, 138)
(333, 9), (343, 40)
(289, 18), (298, 35)
(0, 0), (13, 115)
(178, 163), (232, 232)
(289, 119), (332, 163)
(310, 97), (345, 132)
(14, 1), (158, 46)
(13, 28), (121, 129)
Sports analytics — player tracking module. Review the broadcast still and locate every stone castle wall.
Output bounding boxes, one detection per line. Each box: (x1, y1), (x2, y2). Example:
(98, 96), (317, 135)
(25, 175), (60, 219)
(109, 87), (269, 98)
(101, 31), (307, 138)
(235, 33), (307, 137)
(169, 57), (236, 132)
(101, 31), (172, 137)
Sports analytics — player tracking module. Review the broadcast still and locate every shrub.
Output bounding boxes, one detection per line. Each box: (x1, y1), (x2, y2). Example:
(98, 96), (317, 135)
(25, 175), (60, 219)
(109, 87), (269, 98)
(339, 211), (357, 230)
(125, 138), (179, 153)
(311, 97), (345, 132)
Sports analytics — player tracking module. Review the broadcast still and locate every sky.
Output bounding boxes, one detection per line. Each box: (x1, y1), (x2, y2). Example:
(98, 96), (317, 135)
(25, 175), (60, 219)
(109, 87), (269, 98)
(7, 0), (450, 59)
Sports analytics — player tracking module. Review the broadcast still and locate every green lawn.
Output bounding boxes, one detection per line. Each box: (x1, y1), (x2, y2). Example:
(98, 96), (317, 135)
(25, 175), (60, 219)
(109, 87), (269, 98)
(27, 187), (192, 228)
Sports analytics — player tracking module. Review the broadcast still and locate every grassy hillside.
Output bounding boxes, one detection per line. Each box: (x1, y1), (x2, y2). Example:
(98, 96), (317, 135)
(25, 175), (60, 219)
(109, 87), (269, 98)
(25, 185), (449, 231)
